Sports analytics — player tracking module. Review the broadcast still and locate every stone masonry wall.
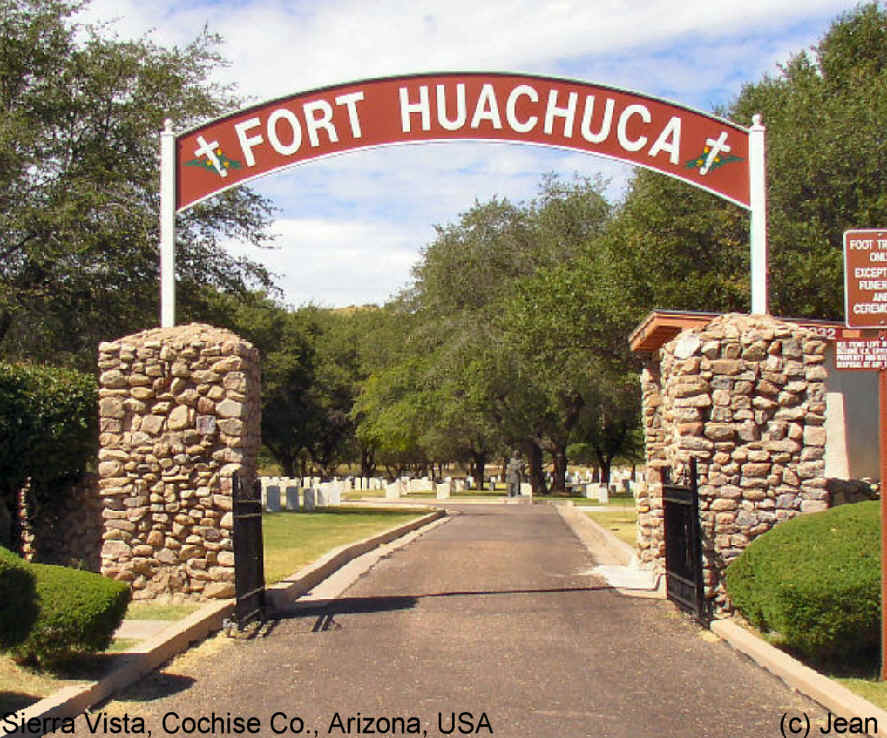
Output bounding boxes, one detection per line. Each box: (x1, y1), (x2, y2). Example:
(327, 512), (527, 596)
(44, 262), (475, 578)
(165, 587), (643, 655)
(97, 324), (260, 600)
(636, 313), (829, 613)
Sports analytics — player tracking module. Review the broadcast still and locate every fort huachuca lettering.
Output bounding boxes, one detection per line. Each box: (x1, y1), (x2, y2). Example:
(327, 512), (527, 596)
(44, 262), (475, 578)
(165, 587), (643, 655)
(175, 73), (753, 214)
(230, 80), (686, 166)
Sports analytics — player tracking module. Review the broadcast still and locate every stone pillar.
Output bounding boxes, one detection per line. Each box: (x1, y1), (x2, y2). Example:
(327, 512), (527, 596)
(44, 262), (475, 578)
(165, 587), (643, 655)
(97, 324), (260, 600)
(636, 314), (829, 613)
(637, 360), (666, 570)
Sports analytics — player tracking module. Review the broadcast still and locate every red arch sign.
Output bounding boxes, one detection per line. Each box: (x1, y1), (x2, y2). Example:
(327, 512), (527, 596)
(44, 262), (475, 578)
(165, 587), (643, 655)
(159, 73), (767, 323)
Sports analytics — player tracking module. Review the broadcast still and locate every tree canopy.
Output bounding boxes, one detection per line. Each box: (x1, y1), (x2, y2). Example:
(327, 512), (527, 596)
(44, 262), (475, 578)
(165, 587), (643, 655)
(0, 0), (275, 368)
(606, 2), (887, 320)
(3, 2), (885, 490)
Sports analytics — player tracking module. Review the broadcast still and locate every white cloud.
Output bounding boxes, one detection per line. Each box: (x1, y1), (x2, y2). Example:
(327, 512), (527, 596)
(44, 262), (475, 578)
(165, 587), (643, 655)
(224, 216), (419, 307)
(80, 0), (852, 105)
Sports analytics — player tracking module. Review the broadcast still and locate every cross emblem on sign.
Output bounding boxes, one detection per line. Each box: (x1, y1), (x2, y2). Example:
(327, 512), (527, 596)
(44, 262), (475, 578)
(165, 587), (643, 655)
(193, 135), (227, 178)
(699, 132), (731, 176)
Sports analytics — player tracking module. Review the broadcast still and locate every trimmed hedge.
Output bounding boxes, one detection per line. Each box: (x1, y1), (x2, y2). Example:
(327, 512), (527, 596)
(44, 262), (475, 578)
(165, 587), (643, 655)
(725, 501), (880, 660)
(0, 547), (130, 667)
(0, 547), (38, 649)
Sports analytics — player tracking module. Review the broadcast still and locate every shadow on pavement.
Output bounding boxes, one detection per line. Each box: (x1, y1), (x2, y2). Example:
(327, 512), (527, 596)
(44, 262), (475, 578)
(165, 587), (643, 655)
(103, 672), (196, 703)
(270, 584), (615, 633)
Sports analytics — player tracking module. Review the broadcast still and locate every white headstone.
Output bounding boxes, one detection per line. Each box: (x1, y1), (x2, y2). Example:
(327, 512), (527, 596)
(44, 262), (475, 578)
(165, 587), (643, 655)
(265, 484), (281, 512)
(385, 481), (401, 499)
(520, 482), (531, 496)
(598, 484), (609, 505)
(317, 482), (341, 506)
(436, 481), (451, 499)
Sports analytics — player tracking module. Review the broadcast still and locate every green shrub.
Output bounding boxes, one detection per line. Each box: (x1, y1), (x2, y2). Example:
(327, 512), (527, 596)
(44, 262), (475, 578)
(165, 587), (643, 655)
(0, 362), (97, 547)
(0, 547), (38, 648)
(725, 501), (880, 660)
(0, 547), (130, 667)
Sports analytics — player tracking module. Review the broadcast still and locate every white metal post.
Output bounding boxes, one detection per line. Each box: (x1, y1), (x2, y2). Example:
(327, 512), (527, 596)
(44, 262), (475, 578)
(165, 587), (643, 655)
(749, 113), (768, 314)
(160, 118), (176, 328)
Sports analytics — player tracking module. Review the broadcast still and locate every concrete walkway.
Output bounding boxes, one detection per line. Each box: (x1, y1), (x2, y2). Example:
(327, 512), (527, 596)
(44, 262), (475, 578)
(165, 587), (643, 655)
(66, 503), (834, 738)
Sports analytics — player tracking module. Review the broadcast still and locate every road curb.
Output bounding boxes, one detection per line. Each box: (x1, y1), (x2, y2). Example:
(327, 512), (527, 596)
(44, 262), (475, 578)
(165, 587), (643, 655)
(1, 508), (446, 737)
(711, 619), (887, 737)
(555, 502), (637, 566)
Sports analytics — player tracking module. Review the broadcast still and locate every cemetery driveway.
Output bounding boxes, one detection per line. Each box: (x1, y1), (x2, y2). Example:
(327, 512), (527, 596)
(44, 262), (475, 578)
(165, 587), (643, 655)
(74, 504), (826, 738)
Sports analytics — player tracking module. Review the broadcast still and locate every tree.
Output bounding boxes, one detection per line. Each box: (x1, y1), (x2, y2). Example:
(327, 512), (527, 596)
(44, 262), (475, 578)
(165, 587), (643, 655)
(606, 2), (887, 321)
(0, 0), (275, 369)
(190, 289), (318, 477)
(355, 175), (631, 492)
(491, 175), (637, 489)
(731, 3), (887, 319)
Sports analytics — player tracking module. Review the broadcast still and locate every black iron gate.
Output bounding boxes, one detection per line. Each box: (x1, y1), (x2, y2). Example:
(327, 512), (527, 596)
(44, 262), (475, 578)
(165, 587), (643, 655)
(229, 474), (266, 631)
(662, 458), (707, 621)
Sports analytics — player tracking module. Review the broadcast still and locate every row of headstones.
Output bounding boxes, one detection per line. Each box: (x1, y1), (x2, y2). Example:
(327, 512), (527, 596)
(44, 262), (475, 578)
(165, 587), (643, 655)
(385, 478), (459, 499)
(565, 472), (640, 492)
(582, 483), (610, 504)
(260, 481), (342, 512)
(260, 473), (638, 508)
(261, 476), (387, 493)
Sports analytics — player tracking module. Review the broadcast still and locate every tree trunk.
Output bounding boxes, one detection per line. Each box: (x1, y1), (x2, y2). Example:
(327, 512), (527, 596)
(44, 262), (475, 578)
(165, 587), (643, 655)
(524, 441), (547, 495)
(360, 446), (375, 477)
(549, 443), (568, 492)
(600, 456), (612, 484)
(472, 452), (486, 490)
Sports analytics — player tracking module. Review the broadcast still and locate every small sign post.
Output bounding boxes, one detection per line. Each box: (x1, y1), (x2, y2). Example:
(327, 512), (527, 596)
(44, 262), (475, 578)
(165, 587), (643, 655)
(882, 362), (887, 681)
(842, 228), (887, 679)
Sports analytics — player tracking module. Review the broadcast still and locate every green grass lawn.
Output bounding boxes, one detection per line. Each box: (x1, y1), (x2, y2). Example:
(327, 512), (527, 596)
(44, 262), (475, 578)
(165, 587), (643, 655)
(586, 509), (638, 547)
(834, 675), (887, 709)
(124, 601), (202, 621)
(261, 507), (427, 584)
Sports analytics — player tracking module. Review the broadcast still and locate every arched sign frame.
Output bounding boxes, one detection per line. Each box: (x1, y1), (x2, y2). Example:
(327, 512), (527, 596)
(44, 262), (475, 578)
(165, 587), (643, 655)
(159, 72), (767, 326)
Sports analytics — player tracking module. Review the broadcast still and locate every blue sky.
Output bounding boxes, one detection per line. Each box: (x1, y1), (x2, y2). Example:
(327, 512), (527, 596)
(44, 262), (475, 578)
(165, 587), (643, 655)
(80, 0), (859, 308)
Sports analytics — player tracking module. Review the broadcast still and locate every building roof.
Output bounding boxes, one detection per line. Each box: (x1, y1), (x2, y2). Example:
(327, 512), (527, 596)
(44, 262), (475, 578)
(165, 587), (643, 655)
(628, 310), (845, 353)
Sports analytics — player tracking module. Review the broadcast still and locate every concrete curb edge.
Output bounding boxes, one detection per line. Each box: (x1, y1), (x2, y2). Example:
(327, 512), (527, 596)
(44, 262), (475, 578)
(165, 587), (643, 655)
(710, 619), (887, 737)
(2, 508), (446, 737)
(554, 502), (637, 566)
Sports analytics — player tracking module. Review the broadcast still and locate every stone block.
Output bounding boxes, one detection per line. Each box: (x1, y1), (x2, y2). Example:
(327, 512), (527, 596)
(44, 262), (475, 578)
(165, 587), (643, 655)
(802, 425), (827, 447)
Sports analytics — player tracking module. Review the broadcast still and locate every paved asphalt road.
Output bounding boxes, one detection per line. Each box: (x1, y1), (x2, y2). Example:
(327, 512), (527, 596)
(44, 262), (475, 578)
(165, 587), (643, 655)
(72, 504), (828, 738)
